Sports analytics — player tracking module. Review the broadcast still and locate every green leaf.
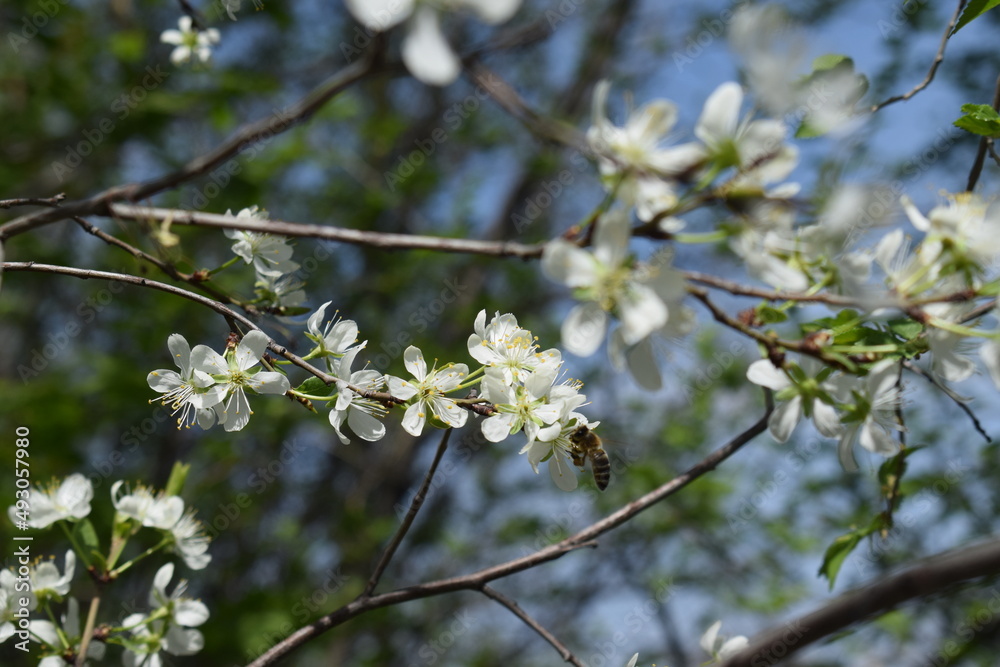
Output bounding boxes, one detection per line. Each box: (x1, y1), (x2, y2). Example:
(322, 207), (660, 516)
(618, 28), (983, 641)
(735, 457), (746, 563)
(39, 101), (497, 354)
(819, 515), (886, 590)
(887, 319), (923, 341)
(295, 376), (332, 395)
(811, 54), (854, 72)
(953, 103), (1000, 137)
(952, 0), (1000, 34)
(819, 531), (863, 590)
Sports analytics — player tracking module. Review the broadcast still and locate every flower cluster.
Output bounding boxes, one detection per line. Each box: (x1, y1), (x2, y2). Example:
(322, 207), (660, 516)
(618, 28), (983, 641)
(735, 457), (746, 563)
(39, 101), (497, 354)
(160, 16), (221, 66)
(152, 308), (602, 491)
(343, 0), (522, 86)
(3, 470), (211, 665)
(148, 330), (290, 433)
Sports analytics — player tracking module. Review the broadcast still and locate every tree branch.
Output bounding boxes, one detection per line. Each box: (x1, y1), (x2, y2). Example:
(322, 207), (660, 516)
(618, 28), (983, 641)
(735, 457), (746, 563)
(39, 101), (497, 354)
(0, 55), (376, 241)
(720, 536), (1000, 667)
(243, 400), (773, 666)
(363, 429), (453, 597)
(104, 204), (544, 258)
(481, 585), (586, 667)
(869, 0), (967, 113)
(2, 262), (336, 385)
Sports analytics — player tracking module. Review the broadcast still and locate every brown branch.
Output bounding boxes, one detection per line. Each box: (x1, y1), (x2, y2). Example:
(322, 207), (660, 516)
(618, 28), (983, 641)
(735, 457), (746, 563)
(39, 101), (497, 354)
(966, 74), (1000, 191)
(2, 262), (336, 385)
(363, 429), (453, 597)
(720, 536), (1000, 667)
(481, 585), (586, 667)
(244, 399), (773, 666)
(70, 217), (237, 306)
(0, 193), (65, 209)
(870, 0), (968, 113)
(0, 56), (376, 242)
(106, 204), (544, 258)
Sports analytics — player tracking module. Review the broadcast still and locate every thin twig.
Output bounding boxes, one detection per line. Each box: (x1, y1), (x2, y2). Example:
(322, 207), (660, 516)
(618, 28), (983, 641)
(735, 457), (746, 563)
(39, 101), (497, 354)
(720, 536), (1000, 667)
(244, 399), (773, 667)
(965, 73), (1000, 191)
(363, 429), (453, 597)
(870, 0), (968, 113)
(106, 204), (544, 258)
(71, 217), (237, 306)
(0, 193), (65, 209)
(902, 360), (991, 442)
(0, 56), (376, 241)
(684, 270), (980, 309)
(481, 585), (586, 667)
(3, 262), (336, 384)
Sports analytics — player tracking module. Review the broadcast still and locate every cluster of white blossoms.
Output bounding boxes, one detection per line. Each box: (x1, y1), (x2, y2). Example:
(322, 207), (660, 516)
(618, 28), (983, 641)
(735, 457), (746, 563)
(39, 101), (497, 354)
(3, 473), (212, 664)
(224, 206), (306, 311)
(344, 0), (522, 86)
(148, 330), (290, 433)
(160, 16), (221, 66)
(152, 308), (602, 491)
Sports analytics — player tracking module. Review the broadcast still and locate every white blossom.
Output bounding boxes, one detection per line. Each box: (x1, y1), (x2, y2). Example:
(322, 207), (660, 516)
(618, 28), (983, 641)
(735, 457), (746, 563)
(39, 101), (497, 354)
(328, 346), (387, 444)
(193, 330), (292, 432)
(160, 16), (220, 66)
(386, 346), (469, 436)
(467, 310), (561, 385)
(7, 474), (93, 529)
(543, 210), (687, 356)
(831, 360), (905, 471)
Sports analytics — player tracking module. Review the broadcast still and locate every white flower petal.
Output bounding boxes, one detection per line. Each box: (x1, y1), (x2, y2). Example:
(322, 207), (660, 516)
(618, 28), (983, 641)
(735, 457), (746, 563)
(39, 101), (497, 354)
(402, 7), (461, 86)
(561, 303), (608, 357)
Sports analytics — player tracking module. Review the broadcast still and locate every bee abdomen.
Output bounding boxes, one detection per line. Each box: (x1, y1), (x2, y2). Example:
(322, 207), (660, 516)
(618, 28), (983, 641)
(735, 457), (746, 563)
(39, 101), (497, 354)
(591, 450), (611, 491)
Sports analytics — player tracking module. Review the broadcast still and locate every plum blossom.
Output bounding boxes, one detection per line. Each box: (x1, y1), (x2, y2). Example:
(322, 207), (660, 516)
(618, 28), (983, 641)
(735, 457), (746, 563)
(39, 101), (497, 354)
(306, 301), (361, 362)
(328, 346), (387, 444)
(168, 510), (213, 570)
(831, 359), (905, 471)
(479, 368), (563, 445)
(29, 598), (106, 664)
(160, 16), (220, 66)
(147, 334), (224, 430)
(343, 0), (521, 86)
(746, 357), (841, 443)
(467, 310), (561, 385)
(121, 564), (208, 667)
(7, 474), (93, 529)
(224, 207), (299, 278)
(700, 620), (749, 662)
(112, 481), (184, 531)
(386, 346), (469, 436)
(29, 550), (75, 604)
(542, 209), (687, 357)
(193, 330), (292, 432)
(587, 80), (705, 222)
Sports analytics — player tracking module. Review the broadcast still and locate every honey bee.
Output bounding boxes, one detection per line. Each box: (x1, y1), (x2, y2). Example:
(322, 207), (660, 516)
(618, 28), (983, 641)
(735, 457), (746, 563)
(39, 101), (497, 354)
(569, 424), (611, 491)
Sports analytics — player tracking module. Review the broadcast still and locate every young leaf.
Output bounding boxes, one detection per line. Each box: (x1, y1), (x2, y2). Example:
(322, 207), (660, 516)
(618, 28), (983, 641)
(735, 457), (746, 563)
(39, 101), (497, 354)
(952, 0), (1000, 35)
(819, 531), (863, 590)
(953, 103), (1000, 138)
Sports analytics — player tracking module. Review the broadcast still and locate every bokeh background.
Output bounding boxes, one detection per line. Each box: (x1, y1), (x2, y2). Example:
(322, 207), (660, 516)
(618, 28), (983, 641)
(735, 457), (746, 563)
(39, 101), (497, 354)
(3, 1), (1000, 665)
